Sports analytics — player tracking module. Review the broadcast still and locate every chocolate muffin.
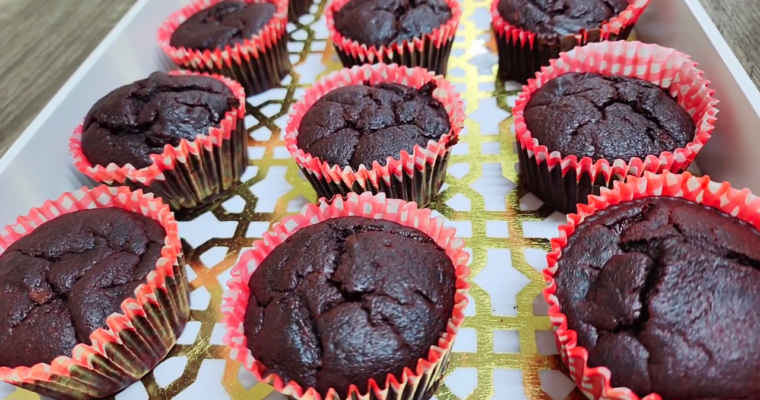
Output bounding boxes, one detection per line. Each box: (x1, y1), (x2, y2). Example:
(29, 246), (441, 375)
(334, 0), (452, 47)
(0, 208), (166, 368)
(243, 216), (456, 397)
(523, 72), (695, 161)
(169, 0), (277, 51)
(81, 71), (240, 169)
(555, 196), (760, 400)
(296, 82), (451, 170)
(497, 0), (629, 39)
(492, 0), (646, 82)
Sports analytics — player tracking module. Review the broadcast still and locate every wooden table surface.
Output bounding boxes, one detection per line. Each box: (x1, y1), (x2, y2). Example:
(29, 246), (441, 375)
(0, 0), (757, 158)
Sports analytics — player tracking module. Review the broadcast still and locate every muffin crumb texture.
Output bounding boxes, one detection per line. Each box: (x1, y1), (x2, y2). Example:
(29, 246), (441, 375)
(244, 216), (457, 397)
(524, 72), (696, 161)
(334, 0), (452, 47)
(170, 0), (277, 50)
(0, 208), (166, 368)
(297, 82), (451, 169)
(497, 0), (629, 37)
(556, 197), (760, 400)
(81, 71), (239, 169)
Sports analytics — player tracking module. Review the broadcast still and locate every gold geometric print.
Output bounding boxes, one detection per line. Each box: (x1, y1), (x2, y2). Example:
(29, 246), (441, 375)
(2, 0), (587, 398)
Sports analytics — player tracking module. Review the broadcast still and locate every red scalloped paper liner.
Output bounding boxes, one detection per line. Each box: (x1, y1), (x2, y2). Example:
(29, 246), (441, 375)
(158, 0), (290, 95)
(513, 40), (719, 214)
(70, 70), (248, 211)
(221, 191), (470, 400)
(285, 64), (465, 207)
(543, 170), (760, 400)
(0, 186), (189, 400)
(491, 0), (649, 82)
(325, 0), (461, 75)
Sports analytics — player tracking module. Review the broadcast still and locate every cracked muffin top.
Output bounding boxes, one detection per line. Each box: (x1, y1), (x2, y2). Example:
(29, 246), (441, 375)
(334, 0), (452, 47)
(81, 71), (239, 169)
(170, 0), (277, 50)
(497, 0), (629, 38)
(296, 82), (451, 169)
(0, 208), (166, 368)
(555, 196), (760, 400)
(523, 72), (695, 161)
(244, 216), (456, 397)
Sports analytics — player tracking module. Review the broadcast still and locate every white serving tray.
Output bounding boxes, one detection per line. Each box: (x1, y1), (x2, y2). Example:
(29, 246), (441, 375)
(0, 0), (758, 399)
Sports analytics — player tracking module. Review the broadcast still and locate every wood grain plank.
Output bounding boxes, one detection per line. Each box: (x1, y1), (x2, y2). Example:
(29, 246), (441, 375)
(0, 0), (136, 156)
(699, 0), (760, 88)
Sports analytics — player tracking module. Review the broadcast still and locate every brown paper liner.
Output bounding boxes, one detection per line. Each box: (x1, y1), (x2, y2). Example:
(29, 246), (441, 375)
(158, 0), (291, 95)
(289, 0), (314, 21)
(70, 71), (248, 211)
(222, 191), (471, 400)
(325, 0), (461, 75)
(0, 186), (189, 400)
(285, 64), (465, 207)
(513, 41), (719, 214)
(491, 0), (650, 82)
(544, 171), (760, 400)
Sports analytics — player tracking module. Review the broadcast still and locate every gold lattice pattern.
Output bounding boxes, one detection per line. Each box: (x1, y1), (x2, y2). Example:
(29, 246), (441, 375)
(5, 0), (589, 398)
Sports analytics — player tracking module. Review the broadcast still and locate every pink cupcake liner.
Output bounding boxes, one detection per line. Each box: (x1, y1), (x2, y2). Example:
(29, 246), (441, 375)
(543, 170), (760, 400)
(491, 0), (650, 82)
(221, 191), (471, 400)
(285, 63), (465, 207)
(158, 0), (291, 95)
(70, 70), (248, 211)
(325, 0), (461, 75)
(513, 40), (719, 214)
(0, 185), (188, 400)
